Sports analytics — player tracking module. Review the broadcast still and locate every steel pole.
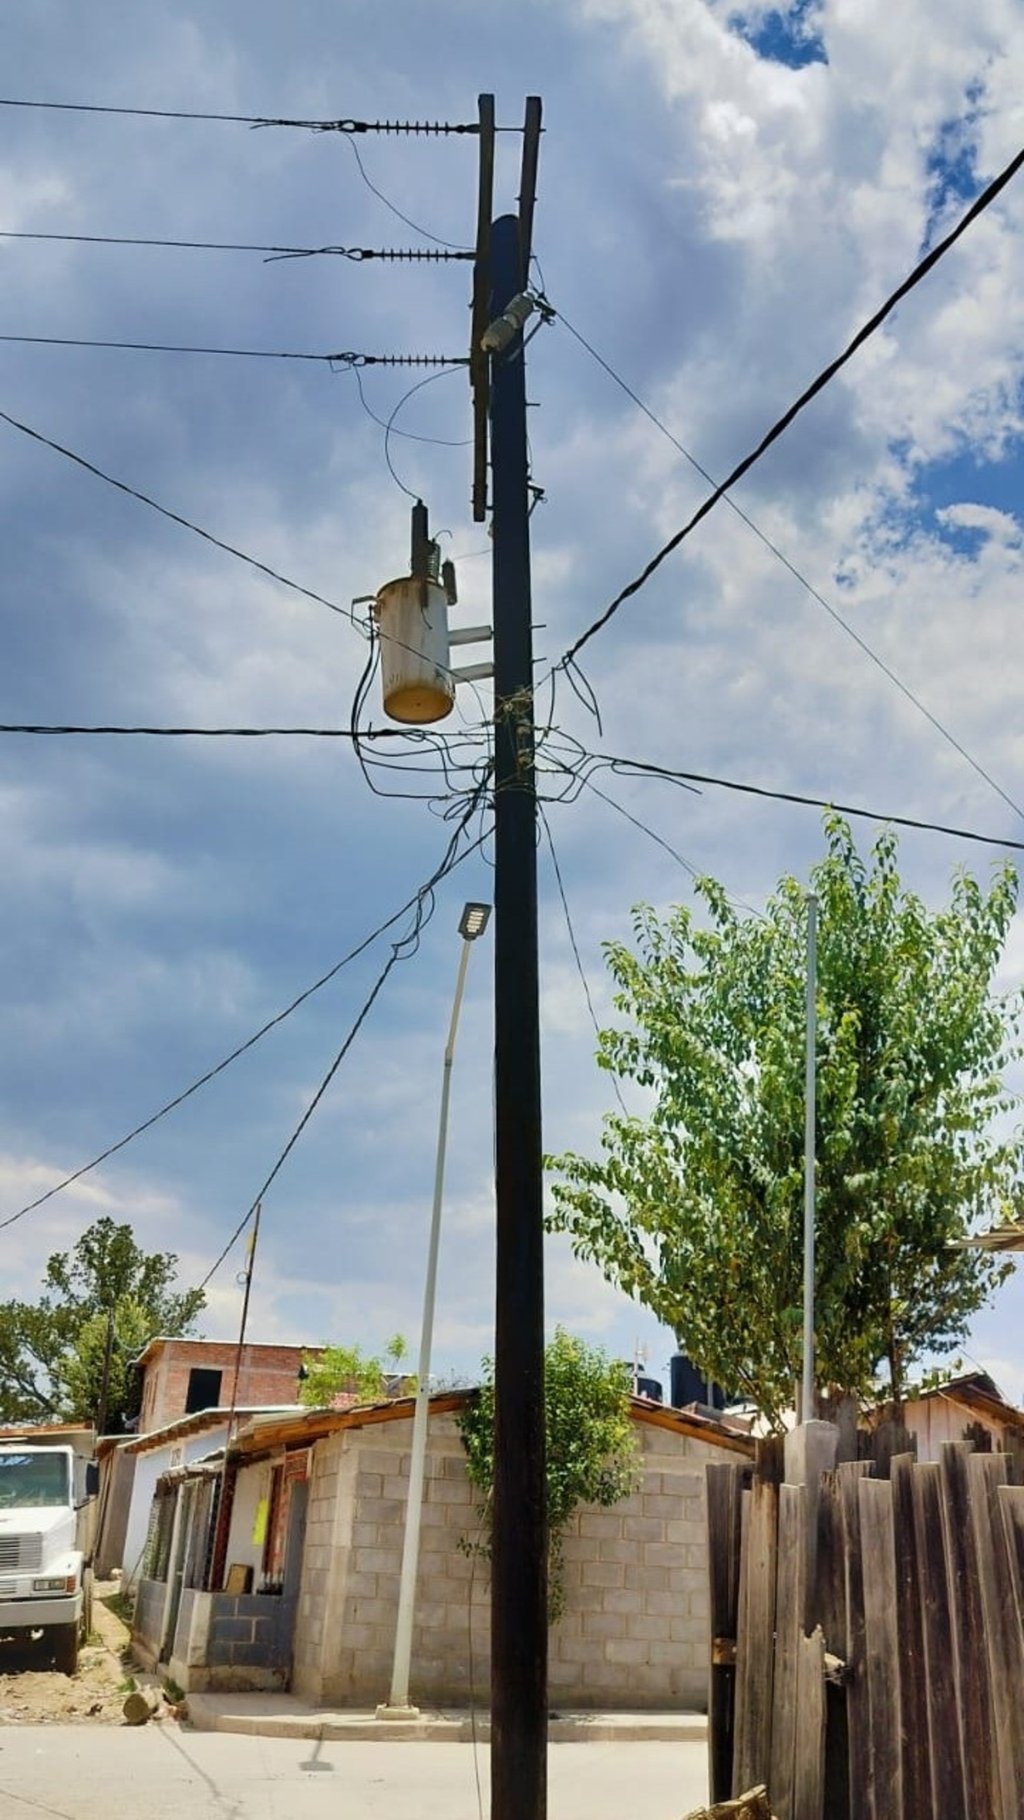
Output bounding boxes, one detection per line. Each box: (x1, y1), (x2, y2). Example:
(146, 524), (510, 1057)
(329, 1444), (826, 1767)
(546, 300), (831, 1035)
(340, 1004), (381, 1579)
(381, 935), (474, 1716)
(801, 893), (818, 1423)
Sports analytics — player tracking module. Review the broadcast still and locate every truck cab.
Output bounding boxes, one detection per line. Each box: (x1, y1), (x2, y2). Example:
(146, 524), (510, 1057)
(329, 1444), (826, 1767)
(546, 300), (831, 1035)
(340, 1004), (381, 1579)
(0, 1444), (96, 1675)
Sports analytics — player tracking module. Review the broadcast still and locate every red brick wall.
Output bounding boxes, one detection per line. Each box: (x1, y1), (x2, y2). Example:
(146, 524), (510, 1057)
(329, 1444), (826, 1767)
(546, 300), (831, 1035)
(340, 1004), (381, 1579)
(139, 1342), (313, 1433)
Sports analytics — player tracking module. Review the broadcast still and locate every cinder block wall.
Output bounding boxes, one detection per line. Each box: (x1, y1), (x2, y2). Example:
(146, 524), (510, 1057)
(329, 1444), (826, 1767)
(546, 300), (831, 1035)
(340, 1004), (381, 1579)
(292, 1411), (723, 1711)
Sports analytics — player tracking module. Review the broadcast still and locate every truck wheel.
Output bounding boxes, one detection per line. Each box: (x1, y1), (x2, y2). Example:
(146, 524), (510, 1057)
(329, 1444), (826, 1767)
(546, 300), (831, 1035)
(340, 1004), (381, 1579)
(52, 1623), (78, 1677)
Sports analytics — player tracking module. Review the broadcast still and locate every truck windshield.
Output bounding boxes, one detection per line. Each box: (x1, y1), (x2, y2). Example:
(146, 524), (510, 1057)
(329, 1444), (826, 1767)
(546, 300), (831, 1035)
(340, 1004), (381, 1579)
(0, 1452), (70, 1508)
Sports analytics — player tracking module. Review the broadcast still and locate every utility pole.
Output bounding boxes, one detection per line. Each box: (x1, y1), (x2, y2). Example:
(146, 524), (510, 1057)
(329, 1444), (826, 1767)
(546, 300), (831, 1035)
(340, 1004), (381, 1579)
(484, 97), (547, 1820)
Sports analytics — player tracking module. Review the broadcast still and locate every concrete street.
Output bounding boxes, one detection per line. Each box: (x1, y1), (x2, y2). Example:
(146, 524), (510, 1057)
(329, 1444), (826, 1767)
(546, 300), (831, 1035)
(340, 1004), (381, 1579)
(0, 1725), (709, 1818)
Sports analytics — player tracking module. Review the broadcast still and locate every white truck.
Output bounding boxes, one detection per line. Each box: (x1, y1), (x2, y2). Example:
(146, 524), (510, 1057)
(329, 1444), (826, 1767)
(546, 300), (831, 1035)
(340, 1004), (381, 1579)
(0, 1441), (97, 1675)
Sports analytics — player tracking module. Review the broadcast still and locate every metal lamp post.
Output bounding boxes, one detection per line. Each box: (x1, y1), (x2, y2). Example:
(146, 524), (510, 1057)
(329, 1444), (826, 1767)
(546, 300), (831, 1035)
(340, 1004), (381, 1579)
(378, 900), (492, 1719)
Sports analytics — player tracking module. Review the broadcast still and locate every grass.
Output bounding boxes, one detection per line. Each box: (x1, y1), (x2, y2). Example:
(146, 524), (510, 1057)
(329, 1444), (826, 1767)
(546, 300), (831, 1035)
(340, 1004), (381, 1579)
(100, 1590), (135, 1628)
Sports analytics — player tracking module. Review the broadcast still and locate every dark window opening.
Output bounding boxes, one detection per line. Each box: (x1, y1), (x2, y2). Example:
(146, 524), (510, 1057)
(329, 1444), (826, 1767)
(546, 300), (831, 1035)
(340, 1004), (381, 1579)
(185, 1367), (223, 1414)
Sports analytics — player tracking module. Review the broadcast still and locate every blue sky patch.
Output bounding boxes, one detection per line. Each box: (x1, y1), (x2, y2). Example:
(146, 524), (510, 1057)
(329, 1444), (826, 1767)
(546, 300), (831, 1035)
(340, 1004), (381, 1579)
(730, 2), (827, 68)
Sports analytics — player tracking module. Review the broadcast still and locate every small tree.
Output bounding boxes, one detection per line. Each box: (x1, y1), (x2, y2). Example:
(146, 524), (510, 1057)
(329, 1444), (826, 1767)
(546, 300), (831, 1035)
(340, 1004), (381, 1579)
(548, 819), (1022, 1428)
(298, 1334), (410, 1408)
(456, 1328), (639, 1620)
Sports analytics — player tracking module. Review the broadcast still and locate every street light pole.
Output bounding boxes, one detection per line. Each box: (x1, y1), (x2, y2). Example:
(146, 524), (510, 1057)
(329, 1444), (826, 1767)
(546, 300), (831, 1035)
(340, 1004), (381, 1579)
(801, 893), (818, 1423)
(380, 902), (491, 1719)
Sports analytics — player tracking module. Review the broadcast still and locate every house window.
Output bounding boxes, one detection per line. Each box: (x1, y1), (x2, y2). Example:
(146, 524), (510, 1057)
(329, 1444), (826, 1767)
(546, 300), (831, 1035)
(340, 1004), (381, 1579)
(185, 1367), (223, 1414)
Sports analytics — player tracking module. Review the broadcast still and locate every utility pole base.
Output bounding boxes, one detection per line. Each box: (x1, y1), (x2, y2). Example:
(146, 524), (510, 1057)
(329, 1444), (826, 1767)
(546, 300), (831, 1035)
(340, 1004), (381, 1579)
(374, 1702), (421, 1722)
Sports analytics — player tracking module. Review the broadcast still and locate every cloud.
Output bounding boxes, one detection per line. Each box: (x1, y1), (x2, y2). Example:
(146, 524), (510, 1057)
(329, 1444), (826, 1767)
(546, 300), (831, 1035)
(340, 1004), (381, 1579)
(0, 0), (1021, 1407)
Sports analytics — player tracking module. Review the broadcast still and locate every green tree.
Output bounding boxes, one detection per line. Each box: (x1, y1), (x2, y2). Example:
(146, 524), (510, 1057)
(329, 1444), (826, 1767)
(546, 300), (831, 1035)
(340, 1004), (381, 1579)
(456, 1328), (638, 1620)
(548, 819), (1022, 1429)
(0, 1216), (205, 1430)
(298, 1334), (410, 1408)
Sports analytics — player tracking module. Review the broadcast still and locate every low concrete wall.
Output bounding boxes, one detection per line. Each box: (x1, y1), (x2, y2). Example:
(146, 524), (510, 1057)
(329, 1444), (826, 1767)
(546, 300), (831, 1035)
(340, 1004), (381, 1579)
(203, 1591), (297, 1690)
(131, 1576), (165, 1668)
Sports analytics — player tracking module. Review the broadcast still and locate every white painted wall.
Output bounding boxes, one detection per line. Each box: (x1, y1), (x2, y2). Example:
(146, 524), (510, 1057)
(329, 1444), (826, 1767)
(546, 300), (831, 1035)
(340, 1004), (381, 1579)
(122, 1425), (229, 1589)
(223, 1460), (274, 1586)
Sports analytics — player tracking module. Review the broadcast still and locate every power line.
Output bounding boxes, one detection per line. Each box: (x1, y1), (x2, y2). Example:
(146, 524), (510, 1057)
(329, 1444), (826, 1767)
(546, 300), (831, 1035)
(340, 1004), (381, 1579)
(0, 229), (473, 261)
(550, 306), (1024, 828)
(539, 806), (628, 1116)
(195, 796), (490, 1289)
(0, 96), (335, 126)
(0, 408), (486, 690)
(0, 332), (467, 366)
(0, 808), (490, 1236)
(0, 405), (360, 623)
(557, 141), (1024, 677)
(0, 724), (471, 738)
(592, 752), (1024, 852)
(0, 98), (500, 133)
(342, 135), (471, 254)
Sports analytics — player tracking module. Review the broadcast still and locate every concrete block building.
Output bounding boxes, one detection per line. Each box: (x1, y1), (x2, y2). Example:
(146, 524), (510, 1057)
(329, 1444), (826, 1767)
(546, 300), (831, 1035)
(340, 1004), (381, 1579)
(132, 1391), (754, 1710)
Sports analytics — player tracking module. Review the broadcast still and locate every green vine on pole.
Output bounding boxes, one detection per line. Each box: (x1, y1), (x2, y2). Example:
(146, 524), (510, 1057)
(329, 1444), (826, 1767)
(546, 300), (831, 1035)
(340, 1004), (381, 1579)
(456, 1327), (640, 1621)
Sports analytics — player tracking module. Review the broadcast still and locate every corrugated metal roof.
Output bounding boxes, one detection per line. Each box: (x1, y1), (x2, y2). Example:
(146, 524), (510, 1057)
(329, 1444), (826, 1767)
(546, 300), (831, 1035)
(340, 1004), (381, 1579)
(227, 1390), (756, 1462)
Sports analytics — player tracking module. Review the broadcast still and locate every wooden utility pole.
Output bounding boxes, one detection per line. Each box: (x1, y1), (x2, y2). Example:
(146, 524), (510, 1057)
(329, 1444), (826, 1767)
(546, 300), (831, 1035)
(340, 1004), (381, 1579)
(478, 96), (548, 1820)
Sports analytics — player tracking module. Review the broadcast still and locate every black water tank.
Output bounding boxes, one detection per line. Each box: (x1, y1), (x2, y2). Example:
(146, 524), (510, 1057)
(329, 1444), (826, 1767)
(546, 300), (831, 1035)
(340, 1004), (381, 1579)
(635, 1375), (662, 1403)
(670, 1353), (726, 1411)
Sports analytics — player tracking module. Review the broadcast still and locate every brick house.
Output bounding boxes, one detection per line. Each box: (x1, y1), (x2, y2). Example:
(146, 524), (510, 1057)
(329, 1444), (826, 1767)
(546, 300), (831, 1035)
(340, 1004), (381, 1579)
(134, 1337), (315, 1433)
(132, 1391), (753, 1710)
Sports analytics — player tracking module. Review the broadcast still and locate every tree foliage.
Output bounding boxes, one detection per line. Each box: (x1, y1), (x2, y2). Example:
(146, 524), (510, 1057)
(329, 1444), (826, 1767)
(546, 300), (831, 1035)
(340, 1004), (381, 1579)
(0, 1216), (205, 1430)
(457, 1328), (638, 1620)
(298, 1334), (410, 1408)
(548, 819), (1022, 1428)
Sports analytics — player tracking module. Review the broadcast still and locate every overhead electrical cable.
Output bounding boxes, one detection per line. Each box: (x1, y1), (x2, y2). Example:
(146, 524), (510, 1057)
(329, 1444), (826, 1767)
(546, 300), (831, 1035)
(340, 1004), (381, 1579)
(539, 807), (628, 1116)
(0, 404), (357, 623)
(550, 306), (1023, 827)
(341, 135), (472, 253)
(0, 409), (482, 685)
(557, 141), (1024, 688)
(194, 791), (490, 1289)
(0, 97), (518, 133)
(0, 810), (490, 1233)
(0, 723), (481, 739)
(590, 752), (1024, 852)
(0, 229), (472, 261)
(0, 96), (337, 126)
(0, 332), (466, 365)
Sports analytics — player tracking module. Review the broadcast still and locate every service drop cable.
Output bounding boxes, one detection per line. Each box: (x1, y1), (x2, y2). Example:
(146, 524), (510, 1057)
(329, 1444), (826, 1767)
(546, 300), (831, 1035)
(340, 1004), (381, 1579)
(0, 809), (490, 1232)
(557, 142), (1024, 677)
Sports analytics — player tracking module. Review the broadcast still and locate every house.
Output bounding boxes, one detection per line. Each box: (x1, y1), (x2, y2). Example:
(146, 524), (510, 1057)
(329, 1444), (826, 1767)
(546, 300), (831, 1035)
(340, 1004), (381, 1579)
(131, 1390), (754, 1710)
(117, 1404), (303, 1589)
(892, 1370), (1024, 1467)
(134, 1337), (315, 1433)
(92, 1335), (318, 1573)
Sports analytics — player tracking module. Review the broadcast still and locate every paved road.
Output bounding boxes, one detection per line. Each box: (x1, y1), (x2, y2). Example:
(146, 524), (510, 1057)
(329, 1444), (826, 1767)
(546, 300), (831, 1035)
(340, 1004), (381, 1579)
(0, 1724), (709, 1817)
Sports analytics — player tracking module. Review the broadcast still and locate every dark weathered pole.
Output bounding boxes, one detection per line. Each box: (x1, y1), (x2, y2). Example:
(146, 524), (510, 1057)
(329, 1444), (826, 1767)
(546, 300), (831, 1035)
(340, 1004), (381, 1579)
(489, 196), (547, 1820)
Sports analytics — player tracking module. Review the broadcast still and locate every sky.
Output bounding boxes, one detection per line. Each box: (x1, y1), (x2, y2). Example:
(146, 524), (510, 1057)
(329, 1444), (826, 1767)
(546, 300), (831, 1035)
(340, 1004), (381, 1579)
(1, 0), (1023, 1406)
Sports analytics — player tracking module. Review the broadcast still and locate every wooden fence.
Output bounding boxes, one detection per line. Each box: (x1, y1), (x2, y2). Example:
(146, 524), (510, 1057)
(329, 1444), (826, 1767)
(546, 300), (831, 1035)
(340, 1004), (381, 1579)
(706, 1422), (1024, 1819)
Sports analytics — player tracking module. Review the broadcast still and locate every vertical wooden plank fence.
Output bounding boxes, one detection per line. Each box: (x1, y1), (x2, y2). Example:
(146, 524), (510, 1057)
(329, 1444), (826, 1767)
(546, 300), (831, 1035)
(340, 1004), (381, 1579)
(705, 1425), (1024, 1819)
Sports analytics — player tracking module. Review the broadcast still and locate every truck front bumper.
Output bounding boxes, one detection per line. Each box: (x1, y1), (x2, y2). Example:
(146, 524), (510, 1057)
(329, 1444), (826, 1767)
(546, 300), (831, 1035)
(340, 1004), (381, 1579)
(0, 1592), (82, 1634)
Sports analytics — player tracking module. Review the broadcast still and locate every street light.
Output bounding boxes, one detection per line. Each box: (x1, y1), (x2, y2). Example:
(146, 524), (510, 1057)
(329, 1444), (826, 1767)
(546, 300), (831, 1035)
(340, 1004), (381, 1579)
(378, 900), (492, 1719)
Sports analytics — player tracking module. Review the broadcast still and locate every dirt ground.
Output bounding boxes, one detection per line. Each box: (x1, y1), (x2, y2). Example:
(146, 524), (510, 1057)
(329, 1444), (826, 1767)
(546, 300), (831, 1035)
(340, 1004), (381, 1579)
(0, 1583), (152, 1726)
